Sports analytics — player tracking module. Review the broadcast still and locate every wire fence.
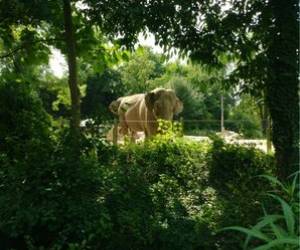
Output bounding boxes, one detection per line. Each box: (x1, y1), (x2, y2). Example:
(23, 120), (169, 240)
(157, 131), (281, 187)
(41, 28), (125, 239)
(80, 118), (267, 133)
(80, 118), (272, 152)
(80, 118), (267, 124)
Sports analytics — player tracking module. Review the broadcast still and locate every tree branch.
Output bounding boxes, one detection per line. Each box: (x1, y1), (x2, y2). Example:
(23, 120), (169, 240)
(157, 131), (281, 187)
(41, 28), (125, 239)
(0, 46), (25, 59)
(0, 38), (63, 59)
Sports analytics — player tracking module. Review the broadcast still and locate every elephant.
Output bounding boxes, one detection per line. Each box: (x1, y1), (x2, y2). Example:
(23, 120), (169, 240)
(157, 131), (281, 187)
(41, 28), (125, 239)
(109, 94), (144, 116)
(109, 88), (183, 139)
(106, 125), (142, 143)
(109, 93), (144, 137)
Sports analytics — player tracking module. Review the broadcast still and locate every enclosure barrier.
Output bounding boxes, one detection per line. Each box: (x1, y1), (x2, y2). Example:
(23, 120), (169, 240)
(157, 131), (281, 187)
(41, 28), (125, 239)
(81, 119), (273, 153)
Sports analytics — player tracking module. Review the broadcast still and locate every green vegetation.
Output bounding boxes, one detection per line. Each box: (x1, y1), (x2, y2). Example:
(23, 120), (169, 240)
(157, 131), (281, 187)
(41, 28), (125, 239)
(21, 45), (263, 137)
(224, 172), (299, 250)
(120, 47), (166, 94)
(81, 68), (124, 121)
(0, 0), (298, 249)
(0, 85), (277, 249)
(86, 0), (299, 177)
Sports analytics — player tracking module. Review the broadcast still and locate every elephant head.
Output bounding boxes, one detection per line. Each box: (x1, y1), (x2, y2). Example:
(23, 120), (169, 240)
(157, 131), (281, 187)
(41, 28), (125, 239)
(145, 88), (183, 120)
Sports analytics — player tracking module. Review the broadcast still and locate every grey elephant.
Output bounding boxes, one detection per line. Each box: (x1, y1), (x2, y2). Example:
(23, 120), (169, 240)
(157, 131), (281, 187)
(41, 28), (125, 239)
(109, 88), (183, 138)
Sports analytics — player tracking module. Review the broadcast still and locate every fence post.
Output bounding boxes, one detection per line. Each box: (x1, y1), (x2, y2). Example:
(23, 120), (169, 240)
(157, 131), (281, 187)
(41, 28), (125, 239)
(113, 118), (118, 145)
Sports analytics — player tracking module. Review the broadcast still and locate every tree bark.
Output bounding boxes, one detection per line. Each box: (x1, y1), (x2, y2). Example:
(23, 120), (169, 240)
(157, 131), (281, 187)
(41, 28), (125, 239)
(261, 94), (272, 153)
(267, 0), (299, 179)
(63, 0), (81, 139)
(266, 113), (272, 154)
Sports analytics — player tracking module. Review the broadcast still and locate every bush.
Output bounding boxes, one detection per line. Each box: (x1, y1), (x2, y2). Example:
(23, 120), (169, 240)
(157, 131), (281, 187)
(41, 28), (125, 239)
(224, 172), (300, 250)
(0, 88), (276, 250)
(208, 138), (274, 198)
(207, 137), (275, 249)
(0, 80), (52, 160)
(0, 80), (111, 249)
(98, 133), (217, 250)
(99, 131), (275, 250)
(0, 137), (112, 250)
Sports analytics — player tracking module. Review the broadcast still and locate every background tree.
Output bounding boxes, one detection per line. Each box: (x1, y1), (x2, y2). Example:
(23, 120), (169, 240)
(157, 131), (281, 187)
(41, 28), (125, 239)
(0, 0), (81, 146)
(86, 0), (298, 178)
(153, 63), (236, 133)
(81, 68), (125, 121)
(0, 0), (111, 145)
(120, 47), (166, 93)
(227, 95), (263, 138)
(117, 53), (261, 137)
(62, 0), (80, 139)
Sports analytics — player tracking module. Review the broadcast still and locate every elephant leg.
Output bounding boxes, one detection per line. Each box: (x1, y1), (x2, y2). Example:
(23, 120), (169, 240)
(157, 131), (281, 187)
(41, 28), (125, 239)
(143, 123), (151, 138)
(144, 130), (149, 138)
(129, 130), (137, 143)
(119, 114), (129, 136)
(145, 121), (158, 138)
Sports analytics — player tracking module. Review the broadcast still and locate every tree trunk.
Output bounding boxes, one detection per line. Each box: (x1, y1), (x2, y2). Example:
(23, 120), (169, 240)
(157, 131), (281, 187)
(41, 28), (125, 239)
(262, 94), (272, 154)
(266, 113), (272, 154)
(257, 100), (265, 135)
(266, 0), (299, 179)
(63, 0), (81, 139)
(220, 94), (225, 133)
(258, 92), (267, 137)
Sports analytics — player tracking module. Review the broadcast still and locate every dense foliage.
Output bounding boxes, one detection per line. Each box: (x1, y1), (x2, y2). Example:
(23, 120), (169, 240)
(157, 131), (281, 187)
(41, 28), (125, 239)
(0, 83), (276, 249)
(0, 1), (297, 249)
(225, 172), (299, 249)
(77, 47), (263, 137)
(0, 79), (108, 249)
(208, 137), (275, 249)
(120, 47), (166, 94)
(84, 0), (299, 178)
(81, 68), (125, 121)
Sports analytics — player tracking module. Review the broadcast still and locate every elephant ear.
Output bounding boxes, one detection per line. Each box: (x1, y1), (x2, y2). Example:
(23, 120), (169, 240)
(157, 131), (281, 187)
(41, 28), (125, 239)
(174, 98), (183, 114)
(145, 92), (156, 109)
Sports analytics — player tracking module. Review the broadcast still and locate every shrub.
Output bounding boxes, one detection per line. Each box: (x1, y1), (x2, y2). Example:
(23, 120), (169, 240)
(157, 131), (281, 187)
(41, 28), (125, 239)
(0, 138), (112, 250)
(208, 138), (274, 199)
(0, 91), (276, 250)
(98, 131), (217, 250)
(0, 80), (52, 160)
(224, 171), (300, 250)
(207, 137), (275, 249)
(0, 81), (111, 249)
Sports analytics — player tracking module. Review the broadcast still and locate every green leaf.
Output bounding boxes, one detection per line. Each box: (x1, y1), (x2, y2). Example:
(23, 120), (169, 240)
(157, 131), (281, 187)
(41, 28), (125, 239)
(121, 52), (129, 61)
(268, 194), (295, 235)
(252, 237), (300, 250)
(269, 222), (288, 239)
(243, 215), (283, 249)
(290, 172), (299, 198)
(221, 226), (271, 242)
(287, 171), (300, 179)
(254, 214), (283, 229)
(259, 175), (287, 192)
